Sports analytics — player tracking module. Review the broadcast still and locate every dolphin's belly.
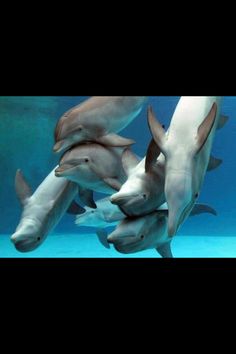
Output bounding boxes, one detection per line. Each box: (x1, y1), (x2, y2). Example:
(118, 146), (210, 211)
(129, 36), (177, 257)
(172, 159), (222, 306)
(82, 97), (145, 134)
(108, 107), (143, 133)
(169, 97), (220, 135)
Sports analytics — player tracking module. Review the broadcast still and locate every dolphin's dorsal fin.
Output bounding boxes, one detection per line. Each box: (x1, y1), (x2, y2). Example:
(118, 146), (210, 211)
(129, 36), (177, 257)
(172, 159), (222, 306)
(190, 204), (217, 217)
(122, 149), (140, 176)
(96, 228), (110, 249)
(196, 103), (217, 153)
(207, 155), (223, 172)
(15, 170), (32, 206)
(147, 106), (167, 154)
(217, 115), (229, 130)
(67, 201), (86, 215)
(145, 139), (161, 173)
(96, 133), (135, 147)
(79, 188), (97, 209)
(156, 243), (173, 258)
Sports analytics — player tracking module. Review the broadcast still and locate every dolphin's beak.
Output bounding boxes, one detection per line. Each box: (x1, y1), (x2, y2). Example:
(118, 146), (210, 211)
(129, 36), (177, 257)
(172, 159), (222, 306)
(11, 233), (18, 243)
(110, 193), (127, 205)
(168, 201), (193, 237)
(107, 232), (122, 244)
(53, 140), (65, 153)
(55, 166), (66, 177)
(11, 235), (39, 253)
(168, 222), (179, 238)
(107, 231), (136, 244)
(55, 165), (73, 177)
(167, 209), (181, 237)
(110, 193), (140, 206)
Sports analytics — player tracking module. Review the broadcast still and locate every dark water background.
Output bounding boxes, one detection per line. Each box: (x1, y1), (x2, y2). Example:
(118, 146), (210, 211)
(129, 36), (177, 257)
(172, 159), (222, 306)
(0, 96), (235, 238)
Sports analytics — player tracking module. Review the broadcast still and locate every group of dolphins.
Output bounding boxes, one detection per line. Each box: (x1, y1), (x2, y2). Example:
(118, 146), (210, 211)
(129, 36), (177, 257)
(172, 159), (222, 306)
(10, 96), (228, 257)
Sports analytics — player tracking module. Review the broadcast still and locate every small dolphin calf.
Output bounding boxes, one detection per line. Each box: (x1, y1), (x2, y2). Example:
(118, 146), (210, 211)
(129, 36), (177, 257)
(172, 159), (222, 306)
(148, 97), (226, 236)
(11, 168), (83, 252)
(107, 204), (217, 257)
(55, 143), (128, 207)
(54, 96), (148, 152)
(75, 197), (125, 229)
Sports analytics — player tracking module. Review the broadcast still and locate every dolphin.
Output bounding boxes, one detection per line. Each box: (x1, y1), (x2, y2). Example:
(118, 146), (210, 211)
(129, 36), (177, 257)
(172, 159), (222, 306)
(148, 97), (226, 237)
(110, 113), (223, 218)
(106, 204), (217, 257)
(110, 139), (166, 217)
(11, 168), (83, 252)
(55, 143), (129, 208)
(75, 197), (125, 229)
(53, 96), (148, 153)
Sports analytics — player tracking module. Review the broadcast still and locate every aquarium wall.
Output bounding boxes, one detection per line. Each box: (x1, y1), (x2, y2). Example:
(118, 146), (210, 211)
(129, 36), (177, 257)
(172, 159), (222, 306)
(0, 96), (235, 239)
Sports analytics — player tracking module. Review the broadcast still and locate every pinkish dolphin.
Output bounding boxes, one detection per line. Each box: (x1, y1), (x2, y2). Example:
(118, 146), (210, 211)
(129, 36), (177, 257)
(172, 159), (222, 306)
(55, 143), (129, 208)
(54, 96), (148, 153)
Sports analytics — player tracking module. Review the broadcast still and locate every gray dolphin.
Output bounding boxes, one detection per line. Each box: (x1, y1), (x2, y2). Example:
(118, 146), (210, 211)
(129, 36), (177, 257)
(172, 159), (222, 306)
(75, 197), (125, 229)
(110, 139), (166, 217)
(107, 204), (217, 257)
(110, 114), (222, 218)
(148, 97), (227, 236)
(11, 167), (83, 252)
(54, 96), (148, 152)
(55, 143), (128, 207)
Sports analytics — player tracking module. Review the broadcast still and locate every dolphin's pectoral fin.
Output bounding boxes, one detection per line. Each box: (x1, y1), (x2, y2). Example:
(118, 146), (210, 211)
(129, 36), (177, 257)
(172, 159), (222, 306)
(145, 139), (162, 173)
(156, 243), (173, 258)
(15, 170), (33, 206)
(79, 188), (97, 209)
(190, 204), (217, 217)
(103, 178), (122, 191)
(217, 115), (229, 130)
(96, 133), (135, 147)
(196, 102), (217, 154)
(67, 201), (86, 215)
(96, 228), (111, 249)
(122, 149), (140, 176)
(207, 155), (223, 172)
(147, 106), (167, 154)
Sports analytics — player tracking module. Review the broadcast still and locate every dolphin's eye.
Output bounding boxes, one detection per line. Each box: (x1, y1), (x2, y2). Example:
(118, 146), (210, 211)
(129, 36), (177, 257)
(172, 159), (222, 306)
(195, 193), (199, 199)
(143, 194), (147, 200)
(78, 127), (82, 132)
(91, 210), (95, 214)
(37, 237), (41, 242)
(140, 235), (145, 240)
(85, 158), (89, 163)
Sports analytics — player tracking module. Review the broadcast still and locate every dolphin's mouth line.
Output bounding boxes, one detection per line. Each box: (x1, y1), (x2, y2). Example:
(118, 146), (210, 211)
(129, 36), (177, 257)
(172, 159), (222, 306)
(111, 194), (140, 204)
(177, 200), (195, 233)
(115, 240), (143, 253)
(110, 235), (136, 245)
(13, 240), (40, 253)
(55, 165), (75, 175)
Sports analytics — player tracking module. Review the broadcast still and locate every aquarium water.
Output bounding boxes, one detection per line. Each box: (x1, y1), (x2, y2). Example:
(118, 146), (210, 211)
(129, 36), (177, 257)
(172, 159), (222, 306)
(0, 96), (235, 258)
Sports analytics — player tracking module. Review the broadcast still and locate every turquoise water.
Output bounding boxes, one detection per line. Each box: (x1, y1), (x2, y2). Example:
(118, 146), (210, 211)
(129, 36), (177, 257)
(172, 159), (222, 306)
(0, 96), (235, 258)
(1, 234), (236, 258)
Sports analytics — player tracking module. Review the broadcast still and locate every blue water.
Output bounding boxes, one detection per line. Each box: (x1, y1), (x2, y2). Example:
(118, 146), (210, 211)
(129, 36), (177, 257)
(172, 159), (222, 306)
(0, 96), (235, 258)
